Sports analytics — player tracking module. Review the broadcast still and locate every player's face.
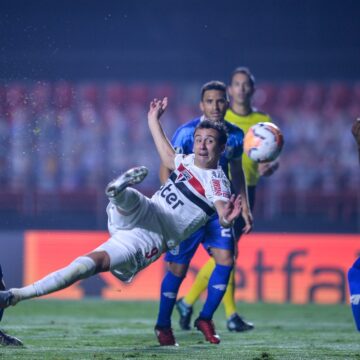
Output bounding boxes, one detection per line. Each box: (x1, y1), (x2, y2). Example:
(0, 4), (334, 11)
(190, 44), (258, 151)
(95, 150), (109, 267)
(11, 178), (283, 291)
(228, 72), (254, 106)
(193, 128), (224, 169)
(200, 90), (229, 122)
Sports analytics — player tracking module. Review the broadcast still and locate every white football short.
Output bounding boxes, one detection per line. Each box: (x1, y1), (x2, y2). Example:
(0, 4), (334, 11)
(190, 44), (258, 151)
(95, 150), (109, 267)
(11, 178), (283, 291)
(95, 190), (166, 282)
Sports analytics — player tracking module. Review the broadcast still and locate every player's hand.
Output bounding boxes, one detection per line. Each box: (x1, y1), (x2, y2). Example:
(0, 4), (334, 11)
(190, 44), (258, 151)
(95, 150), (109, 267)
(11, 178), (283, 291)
(148, 97), (168, 121)
(222, 194), (242, 226)
(352, 118), (360, 146)
(258, 161), (279, 177)
(241, 209), (253, 234)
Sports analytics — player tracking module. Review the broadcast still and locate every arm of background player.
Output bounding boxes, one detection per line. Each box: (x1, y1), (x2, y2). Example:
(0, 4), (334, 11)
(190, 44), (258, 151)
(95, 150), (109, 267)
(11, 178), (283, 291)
(148, 97), (176, 171)
(230, 157), (253, 234)
(352, 118), (360, 164)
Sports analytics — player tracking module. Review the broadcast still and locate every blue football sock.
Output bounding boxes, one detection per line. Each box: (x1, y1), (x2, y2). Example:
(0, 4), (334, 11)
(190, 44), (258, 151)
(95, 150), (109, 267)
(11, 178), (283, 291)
(156, 271), (184, 328)
(199, 263), (232, 320)
(348, 258), (360, 331)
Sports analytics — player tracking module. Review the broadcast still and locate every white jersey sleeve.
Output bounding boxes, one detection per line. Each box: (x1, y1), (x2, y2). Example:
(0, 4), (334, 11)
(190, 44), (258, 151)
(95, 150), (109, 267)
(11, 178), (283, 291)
(205, 169), (232, 204)
(174, 153), (186, 168)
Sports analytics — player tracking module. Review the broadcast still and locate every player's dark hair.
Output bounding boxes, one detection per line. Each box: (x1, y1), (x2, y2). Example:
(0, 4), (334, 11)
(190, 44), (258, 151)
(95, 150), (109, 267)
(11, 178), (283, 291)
(200, 81), (228, 101)
(194, 120), (228, 146)
(230, 67), (255, 88)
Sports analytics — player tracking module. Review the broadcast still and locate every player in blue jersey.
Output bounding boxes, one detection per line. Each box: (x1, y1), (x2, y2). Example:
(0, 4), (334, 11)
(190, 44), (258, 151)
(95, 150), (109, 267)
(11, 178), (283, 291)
(0, 265), (23, 346)
(154, 81), (252, 346)
(347, 118), (360, 331)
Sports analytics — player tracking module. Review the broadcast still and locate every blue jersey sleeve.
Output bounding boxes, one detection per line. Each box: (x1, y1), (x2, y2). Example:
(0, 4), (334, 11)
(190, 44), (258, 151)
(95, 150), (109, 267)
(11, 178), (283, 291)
(171, 120), (198, 155)
(224, 122), (244, 160)
(232, 137), (243, 159)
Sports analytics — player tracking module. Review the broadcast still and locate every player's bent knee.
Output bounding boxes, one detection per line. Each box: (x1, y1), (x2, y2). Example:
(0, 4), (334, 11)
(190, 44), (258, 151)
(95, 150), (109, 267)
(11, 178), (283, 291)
(167, 262), (188, 278)
(211, 249), (234, 267)
(84, 252), (110, 273)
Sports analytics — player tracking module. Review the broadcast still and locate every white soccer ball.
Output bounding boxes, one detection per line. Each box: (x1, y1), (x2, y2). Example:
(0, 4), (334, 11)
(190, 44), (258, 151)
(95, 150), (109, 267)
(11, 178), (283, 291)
(243, 122), (284, 163)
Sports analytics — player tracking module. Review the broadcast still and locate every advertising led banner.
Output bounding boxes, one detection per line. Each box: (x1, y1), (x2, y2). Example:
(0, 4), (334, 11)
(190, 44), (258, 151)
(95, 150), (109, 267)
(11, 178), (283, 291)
(23, 231), (360, 304)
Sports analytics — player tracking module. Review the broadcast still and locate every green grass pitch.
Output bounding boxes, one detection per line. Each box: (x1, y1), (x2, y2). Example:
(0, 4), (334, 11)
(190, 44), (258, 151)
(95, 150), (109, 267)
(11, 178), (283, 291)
(1, 299), (359, 359)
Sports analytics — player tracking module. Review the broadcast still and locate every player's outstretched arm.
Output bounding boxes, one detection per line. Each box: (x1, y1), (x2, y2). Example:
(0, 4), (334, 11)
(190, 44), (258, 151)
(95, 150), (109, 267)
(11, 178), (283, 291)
(148, 97), (176, 170)
(214, 194), (242, 228)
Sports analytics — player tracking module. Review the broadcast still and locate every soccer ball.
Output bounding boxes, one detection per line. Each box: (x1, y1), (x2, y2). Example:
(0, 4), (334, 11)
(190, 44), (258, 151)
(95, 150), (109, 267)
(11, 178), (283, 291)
(243, 122), (284, 163)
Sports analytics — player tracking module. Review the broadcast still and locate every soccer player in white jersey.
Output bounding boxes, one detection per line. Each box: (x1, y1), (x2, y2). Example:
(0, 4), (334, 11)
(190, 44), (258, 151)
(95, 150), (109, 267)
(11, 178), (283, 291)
(0, 98), (242, 344)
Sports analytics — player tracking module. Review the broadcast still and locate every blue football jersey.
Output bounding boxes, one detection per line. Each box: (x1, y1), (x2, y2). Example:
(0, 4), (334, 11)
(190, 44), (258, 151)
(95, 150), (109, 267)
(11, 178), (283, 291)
(171, 116), (244, 177)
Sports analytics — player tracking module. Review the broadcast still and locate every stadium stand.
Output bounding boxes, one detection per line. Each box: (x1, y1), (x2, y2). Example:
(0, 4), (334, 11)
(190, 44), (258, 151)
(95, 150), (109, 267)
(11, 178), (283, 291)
(0, 81), (358, 231)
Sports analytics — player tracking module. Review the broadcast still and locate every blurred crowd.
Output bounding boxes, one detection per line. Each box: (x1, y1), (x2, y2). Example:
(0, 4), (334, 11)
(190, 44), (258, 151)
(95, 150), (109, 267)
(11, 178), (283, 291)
(0, 80), (358, 215)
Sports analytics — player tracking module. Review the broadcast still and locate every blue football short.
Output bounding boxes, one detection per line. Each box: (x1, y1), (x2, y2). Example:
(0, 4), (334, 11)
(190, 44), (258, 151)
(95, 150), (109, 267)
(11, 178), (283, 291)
(164, 214), (234, 264)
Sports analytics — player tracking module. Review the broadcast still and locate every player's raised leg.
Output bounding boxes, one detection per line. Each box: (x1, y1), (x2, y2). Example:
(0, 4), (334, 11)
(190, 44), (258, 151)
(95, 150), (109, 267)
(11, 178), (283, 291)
(106, 166), (148, 198)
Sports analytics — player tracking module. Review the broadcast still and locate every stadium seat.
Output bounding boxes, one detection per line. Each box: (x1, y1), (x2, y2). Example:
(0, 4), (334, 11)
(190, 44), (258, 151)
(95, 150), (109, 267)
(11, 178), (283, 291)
(77, 83), (100, 107)
(104, 83), (128, 107)
(6, 83), (27, 109)
(128, 84), (149, 105)
(253, 83), (277, 113)
(276, 83), (303, 110)
(53, 81), (74, 110)
(29, 82), (52, 112)
(301, 82), (326, 112)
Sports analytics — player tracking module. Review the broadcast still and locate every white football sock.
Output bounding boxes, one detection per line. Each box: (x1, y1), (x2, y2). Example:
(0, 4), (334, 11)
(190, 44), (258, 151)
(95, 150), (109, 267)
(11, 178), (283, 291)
(11, 256), (96, 302)
(110, 188), (141, 215)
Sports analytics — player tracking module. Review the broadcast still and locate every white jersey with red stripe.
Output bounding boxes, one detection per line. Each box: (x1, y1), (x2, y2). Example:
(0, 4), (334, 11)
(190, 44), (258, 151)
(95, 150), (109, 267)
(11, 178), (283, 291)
(151, 154), (231, 248)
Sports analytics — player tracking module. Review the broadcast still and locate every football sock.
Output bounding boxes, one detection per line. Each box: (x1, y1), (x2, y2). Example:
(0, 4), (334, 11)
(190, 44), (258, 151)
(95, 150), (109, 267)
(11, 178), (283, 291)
(199, 263), (232, 320)
(110, 188), (141, 215)
(184, 258), (215, 306)
(348, 257), (360, 331)
(11, 256), (96, 302)
(156, 271), (184, 328)
(222, 269), (237, 318)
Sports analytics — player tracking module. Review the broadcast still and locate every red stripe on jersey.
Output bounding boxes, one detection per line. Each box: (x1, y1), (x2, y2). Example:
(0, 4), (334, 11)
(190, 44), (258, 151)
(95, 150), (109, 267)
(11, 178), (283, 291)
(177, 163), (206, 197)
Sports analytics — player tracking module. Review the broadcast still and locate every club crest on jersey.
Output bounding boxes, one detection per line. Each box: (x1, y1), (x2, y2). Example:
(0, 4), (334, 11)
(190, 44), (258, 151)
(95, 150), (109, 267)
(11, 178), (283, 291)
(175, 169), (192, 183)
